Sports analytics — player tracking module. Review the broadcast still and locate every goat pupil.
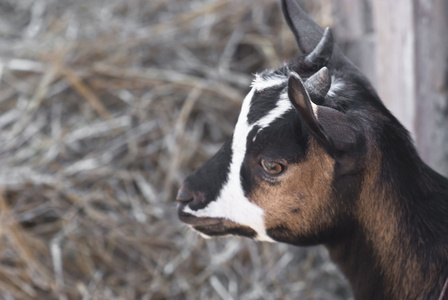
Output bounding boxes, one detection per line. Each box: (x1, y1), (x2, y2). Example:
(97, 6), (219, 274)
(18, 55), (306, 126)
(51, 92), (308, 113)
(262, 160), (283, 174)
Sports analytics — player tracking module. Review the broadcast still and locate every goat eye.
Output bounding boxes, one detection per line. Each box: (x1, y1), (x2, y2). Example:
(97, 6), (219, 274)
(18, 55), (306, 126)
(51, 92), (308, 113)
(261, 159), (284, 175)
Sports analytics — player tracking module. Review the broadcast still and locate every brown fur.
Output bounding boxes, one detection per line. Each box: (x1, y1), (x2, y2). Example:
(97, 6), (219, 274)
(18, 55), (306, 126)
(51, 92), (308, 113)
(248, 135), (447, 299)
(249, 140), (337, 242)
(327, 141), (447, 300)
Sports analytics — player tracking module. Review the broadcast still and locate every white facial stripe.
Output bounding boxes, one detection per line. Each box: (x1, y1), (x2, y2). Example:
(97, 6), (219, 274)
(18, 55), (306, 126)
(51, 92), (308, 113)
(184, 88), (274, 241)
(256, 92), (292, 127)
(185, 87), (293, 242)
(251, 73), (287, 91)
(253, 92), (293, 139)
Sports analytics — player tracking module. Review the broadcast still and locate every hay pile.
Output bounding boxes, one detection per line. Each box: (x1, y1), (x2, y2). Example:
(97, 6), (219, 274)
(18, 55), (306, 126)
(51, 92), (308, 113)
(0, 0), (351, 299)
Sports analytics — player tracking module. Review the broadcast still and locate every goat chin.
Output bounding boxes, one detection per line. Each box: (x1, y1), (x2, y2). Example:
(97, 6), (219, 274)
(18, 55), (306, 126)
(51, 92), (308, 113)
(197, 232), (211, 240)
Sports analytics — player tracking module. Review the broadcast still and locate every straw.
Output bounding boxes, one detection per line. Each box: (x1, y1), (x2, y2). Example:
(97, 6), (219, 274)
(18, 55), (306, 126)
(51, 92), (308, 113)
(0, 0), (351, 299)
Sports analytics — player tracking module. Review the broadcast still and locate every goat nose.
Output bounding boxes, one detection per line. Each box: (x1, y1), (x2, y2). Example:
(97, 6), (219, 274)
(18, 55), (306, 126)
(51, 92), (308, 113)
(176, 185), (194, 203)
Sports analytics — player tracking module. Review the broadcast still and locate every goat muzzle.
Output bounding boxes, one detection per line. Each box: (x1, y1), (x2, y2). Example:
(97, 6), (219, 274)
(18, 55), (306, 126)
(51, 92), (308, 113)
(176, 184), (194, 203)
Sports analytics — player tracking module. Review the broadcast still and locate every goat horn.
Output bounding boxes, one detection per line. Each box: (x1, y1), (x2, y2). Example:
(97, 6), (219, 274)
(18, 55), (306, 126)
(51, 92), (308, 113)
(304, 27), (334, 68)
(304, 66), (331, 104)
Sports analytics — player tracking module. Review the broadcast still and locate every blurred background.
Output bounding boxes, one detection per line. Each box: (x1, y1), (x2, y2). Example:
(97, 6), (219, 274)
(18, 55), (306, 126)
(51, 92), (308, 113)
(0, 0), (446, 299)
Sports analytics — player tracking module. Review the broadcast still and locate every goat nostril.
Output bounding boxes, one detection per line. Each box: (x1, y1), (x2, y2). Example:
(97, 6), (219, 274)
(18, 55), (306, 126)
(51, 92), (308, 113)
(176, 185), (194, 203)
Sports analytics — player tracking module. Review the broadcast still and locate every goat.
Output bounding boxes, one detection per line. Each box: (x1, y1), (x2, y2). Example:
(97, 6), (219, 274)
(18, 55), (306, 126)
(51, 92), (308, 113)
(176, 0), (448, 299)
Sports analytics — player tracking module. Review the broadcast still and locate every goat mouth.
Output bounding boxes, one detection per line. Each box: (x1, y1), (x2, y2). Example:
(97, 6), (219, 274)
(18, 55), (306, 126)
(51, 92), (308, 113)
(177, 206), (257, 239)
(177, 209), (223, 227)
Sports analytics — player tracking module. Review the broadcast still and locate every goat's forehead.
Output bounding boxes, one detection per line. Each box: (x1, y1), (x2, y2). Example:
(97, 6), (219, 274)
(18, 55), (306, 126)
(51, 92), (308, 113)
(236, 67), (347, 148)
(247, 69), (290, 123)
(251, 69), (288, 92)
(250, 66), (347, 105)
(247, 86), (289, 125)
(230, 82), (295, 157)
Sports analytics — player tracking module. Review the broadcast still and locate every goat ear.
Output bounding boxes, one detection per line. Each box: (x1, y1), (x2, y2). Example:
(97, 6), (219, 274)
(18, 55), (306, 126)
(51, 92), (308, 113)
(281, 0), (351, 69)
(288, 71), (360, 153)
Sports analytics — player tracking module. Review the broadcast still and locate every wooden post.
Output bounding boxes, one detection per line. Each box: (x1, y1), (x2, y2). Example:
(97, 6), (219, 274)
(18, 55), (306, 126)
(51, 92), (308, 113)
(373, 0), (448, 176)
(413, 0), (448, 176)
(372, 0), (416, 137)
(308, 0), (448, 176)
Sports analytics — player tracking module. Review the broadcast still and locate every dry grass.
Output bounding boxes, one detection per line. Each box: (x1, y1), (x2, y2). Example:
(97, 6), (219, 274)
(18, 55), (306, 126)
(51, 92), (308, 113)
(0, 0), (351, 299)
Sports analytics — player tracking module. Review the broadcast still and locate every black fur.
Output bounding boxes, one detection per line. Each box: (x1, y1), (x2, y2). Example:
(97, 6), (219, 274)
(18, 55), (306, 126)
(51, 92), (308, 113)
(183, 140), (232, 211)
(248, 85), (286, 124)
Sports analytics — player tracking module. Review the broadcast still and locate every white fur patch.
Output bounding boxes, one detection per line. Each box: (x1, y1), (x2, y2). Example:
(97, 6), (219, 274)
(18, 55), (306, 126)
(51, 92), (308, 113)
(184, 88), (271, 241)
(184, 87), (293, 242)
(253, 92), (292, 140)
(256, 93), (292, 128)
(251, 73), (287, 91)
(327, 75), (345, 97)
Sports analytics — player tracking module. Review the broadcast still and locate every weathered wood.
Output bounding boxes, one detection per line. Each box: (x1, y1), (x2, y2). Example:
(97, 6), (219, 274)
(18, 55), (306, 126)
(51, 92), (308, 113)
(336, 0), (448, 176)
(372, 0), (417, 137)
(332, 0), (377, 87)
(414, 0), (448, 176)
(305, 1), (448, 176)
(373, 0), (448, 176)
